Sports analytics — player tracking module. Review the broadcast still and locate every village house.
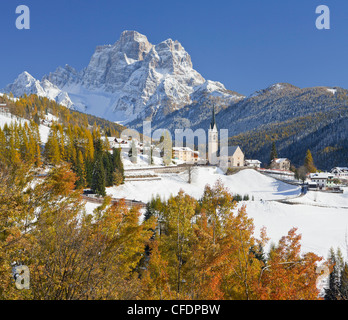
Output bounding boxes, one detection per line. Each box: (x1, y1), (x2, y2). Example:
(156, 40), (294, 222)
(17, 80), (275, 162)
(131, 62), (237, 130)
(101, 137), (132, 153)
(172, 147), (199, 164)
(331, 167), (348, 181)
(309, 172), (335, 189)
(0, 104), (9, 114)
(270, 158), (291, 171)
(245, 159), (262, 168)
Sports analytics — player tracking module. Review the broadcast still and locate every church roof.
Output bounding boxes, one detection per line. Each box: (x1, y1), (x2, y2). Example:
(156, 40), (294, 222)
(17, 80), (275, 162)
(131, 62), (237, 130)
(218, 146), (241, 157)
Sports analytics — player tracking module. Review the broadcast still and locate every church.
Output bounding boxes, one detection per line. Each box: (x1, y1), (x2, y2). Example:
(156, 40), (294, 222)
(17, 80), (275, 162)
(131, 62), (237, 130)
(207, 106), (245, 167)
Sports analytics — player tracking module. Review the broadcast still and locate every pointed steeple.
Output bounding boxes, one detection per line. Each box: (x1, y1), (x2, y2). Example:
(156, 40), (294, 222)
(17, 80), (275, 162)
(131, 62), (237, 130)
(210, 105), (217, 130)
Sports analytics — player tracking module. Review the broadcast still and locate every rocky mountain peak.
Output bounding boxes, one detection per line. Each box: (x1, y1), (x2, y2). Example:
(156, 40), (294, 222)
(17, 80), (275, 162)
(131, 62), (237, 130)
(116, 30), (152, 61)
(5, 71), (42, 97)
(119, 30), (149, 43)
(2, 30), (243, 124)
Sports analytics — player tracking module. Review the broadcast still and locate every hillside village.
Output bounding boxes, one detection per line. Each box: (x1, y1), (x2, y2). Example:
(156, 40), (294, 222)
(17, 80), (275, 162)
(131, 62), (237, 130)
(97, 105), (348, 194)
(1, 98), (346, 194)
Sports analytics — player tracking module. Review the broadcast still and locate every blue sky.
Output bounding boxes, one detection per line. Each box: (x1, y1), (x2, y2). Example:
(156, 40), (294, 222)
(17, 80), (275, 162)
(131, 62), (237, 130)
(0, 0), (347, 95)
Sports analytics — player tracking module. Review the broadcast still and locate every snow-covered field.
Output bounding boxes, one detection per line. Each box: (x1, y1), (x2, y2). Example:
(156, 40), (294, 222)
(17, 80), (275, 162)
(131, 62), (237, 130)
(106, 167), (301, 203)
(288, 189), (348, 208)
(101, 167), (348, 259)
(244, 201), (348, 259)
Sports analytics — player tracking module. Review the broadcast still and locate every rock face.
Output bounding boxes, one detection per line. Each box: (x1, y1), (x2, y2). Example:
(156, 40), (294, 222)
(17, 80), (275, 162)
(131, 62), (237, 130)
(3, 30), (244, 124)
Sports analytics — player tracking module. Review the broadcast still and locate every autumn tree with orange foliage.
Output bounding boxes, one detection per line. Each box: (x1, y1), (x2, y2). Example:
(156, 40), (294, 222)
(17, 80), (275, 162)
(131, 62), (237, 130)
(258, 228), (322, 300)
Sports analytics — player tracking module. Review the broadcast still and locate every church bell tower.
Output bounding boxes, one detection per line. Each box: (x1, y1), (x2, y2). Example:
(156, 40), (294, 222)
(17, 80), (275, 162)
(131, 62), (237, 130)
(208, 106), (218, 164)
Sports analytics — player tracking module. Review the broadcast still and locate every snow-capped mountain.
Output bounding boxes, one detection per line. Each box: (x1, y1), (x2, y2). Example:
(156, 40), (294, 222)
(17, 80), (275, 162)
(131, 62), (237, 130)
(2, 30), (244, 124)
(3, 71), (74, 108)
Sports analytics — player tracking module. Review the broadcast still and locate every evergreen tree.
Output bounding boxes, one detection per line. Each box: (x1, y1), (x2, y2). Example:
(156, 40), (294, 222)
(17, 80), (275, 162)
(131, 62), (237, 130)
(325, 248), (340, 300)
(112, 148), (124, 177)
(103, 153), (114, 187)
(325, 247), (347, 300)
(151, 146), (154, 165)
(91, 157), (106, 197)
(94, 138), (104, 159)
(85, 159), (94, 187)
(340, 263), (348, 300)
(128, 140), (137, 164)
(112, 148), (124, 186)
(33, 113), (40, 126)
(269, 142), (278, 164)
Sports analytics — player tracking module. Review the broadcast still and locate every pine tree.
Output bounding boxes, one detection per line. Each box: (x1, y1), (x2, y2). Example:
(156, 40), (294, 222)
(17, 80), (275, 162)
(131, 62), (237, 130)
(325, 248), (340, 300)
(91, 156), (106, 197)
(128, 140), (137, 164)
(112, 147), (124, 179)
(325, 247), (348, 300)
(94, 137), (104, 158)
(151, 147), (154, 165)
(340, 263), (348, 300)
(103, 153), (114, 187)
(269, 142), (278, 164)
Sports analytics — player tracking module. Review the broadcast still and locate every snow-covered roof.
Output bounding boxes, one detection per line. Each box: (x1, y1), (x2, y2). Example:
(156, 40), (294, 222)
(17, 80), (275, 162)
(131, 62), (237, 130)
(274, 158), (288, 163)
(173, 147), (194, 152)
(331, 167), (348, 172)
(245, 159), (261, 164)
(310, 172), (334, 179)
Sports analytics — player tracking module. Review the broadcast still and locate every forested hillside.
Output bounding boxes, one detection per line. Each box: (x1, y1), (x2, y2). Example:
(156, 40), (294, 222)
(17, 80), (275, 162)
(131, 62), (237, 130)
(0, 93), (125, 136)
(223, 84), (348, 169)
(0, 93), (125, 193)
(229, 106), (348, 169)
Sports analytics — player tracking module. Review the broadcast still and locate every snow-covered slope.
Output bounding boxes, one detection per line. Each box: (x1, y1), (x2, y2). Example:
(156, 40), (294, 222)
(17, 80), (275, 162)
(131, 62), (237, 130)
(0, 112), (51, 144)
(106, 167), (300, 203)
(2, 30), (244, 124)
(244, 200), (348, 259)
